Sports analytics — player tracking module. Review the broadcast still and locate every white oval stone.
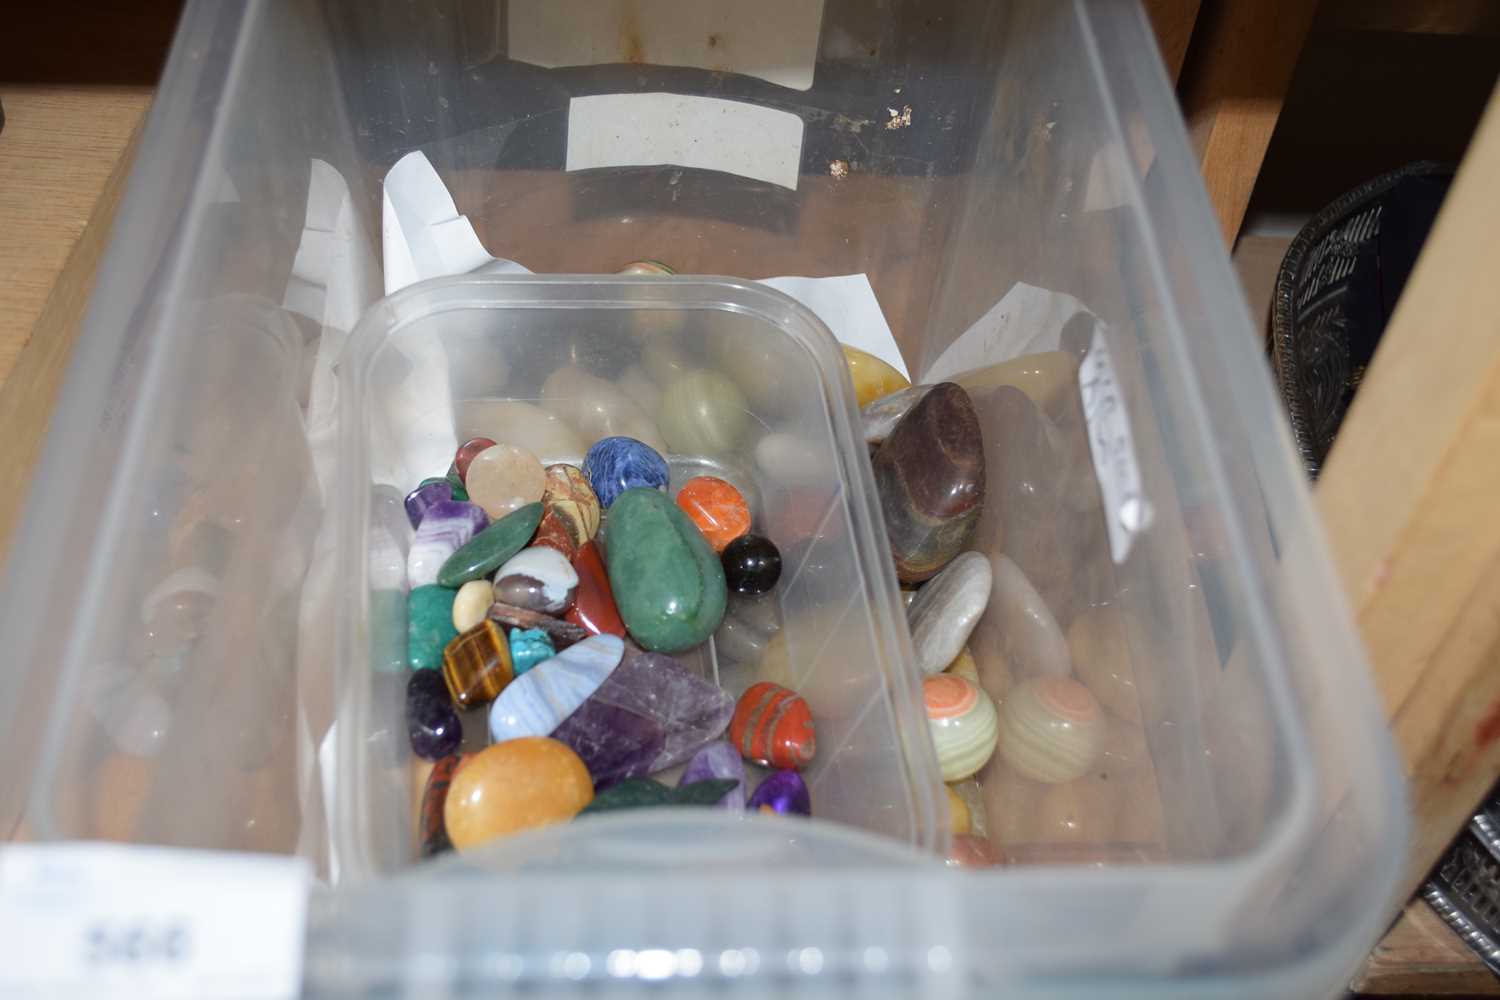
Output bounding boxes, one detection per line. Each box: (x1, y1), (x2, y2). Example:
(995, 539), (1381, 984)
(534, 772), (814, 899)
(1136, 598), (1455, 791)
(907, 552), (992, 675)
(493, 546), (579, 614)
(451, 579), (493, 632)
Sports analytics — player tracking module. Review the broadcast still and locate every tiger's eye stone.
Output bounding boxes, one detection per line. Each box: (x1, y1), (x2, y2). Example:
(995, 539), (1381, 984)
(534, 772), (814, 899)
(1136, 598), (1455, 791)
(675, 476), (751, 553)
(441, 620), (515, 709)
(453, 437), (497, 483)
(443, 738), (593, 850)
(871, 382), (985, 583)
(842, 344), (911, 408)
(728, 681), (815, 769)
(465, 443), (546, 520)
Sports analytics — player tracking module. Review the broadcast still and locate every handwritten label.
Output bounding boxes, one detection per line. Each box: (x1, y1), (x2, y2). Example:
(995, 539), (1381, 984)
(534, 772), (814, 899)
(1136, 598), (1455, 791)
(1079, 328), (1154, 563)
(0, 843), (308, 999)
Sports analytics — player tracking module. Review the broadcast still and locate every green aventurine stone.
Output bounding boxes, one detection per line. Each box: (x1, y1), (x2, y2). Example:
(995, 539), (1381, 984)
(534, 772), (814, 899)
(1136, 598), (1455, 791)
(408, 585), (458, 670)
(581, 778), (739, 815)
(444, 473), (469, 502)
(436, 502), (543, 588)
(604, 488), (728, 652)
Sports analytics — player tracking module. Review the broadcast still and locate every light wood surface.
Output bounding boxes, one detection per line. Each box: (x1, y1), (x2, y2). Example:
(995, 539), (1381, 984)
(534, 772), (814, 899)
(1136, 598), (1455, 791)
(1317, 81), (1500, 910)
(0, 86), (151, 546)
(1177, 0), (1322, 245)
(1141, 0), (1203, 80)
(1356, 901), (1500, 996)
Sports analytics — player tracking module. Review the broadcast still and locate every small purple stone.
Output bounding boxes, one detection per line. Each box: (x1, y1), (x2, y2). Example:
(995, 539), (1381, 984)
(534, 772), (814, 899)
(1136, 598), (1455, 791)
(407, 668), (462, 760)
(678, 740), (745, 811)
(747, 769), (810, 816)
(405, 479), (454, 529)
(552, 647), (734, 787)
(407, 500), (489, 589)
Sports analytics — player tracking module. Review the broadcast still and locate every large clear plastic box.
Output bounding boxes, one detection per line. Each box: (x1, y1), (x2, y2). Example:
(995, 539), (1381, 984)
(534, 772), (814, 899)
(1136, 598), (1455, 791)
(0, 1), (1406, 996)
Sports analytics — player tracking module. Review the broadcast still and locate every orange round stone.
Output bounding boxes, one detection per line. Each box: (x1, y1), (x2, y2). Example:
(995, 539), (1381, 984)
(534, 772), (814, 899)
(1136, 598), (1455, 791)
(729, 681), (816, 769)
(675, 475), (751, 553)
(443, 737), (593, 850)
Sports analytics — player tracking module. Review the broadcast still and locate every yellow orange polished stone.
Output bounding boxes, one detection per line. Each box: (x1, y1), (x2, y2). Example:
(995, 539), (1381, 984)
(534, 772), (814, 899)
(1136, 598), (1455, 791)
(443, 738), (593, 850)
(841, 344), (910, 408)
(946, 785), (972, 836)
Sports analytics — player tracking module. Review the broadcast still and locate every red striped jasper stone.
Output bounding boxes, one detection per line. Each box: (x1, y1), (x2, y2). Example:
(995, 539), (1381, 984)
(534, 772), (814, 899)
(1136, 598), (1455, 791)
(729, 681), (816, 769)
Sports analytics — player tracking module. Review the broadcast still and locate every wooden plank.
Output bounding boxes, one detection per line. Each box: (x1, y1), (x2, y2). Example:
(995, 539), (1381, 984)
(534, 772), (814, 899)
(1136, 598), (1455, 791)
(1355, 901), (1500, 995)
(1317, 0), (1500, 37)
(1316, 82), (1500, 908)
(1176, 0), (1322, 245)
(1141, 0), (1203, 81)
(0, 90), (149, 550)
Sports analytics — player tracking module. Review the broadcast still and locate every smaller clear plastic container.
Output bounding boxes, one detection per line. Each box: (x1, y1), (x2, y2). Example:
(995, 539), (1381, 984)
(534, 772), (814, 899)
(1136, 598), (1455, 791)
(332, 275), (943, 877)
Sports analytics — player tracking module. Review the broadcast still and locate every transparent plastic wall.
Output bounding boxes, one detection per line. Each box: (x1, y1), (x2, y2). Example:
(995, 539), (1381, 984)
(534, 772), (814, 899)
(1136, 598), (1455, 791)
(0, 1), (1404, 995)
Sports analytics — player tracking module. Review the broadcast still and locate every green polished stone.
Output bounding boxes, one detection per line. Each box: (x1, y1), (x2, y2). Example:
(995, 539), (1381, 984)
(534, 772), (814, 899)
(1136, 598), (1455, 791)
(604, 488), (727, 652)
(444, 472), (469, 503)
(436, 502), (543, 587)
(580, 778), (739, 815)
(408, 584), (459, 670)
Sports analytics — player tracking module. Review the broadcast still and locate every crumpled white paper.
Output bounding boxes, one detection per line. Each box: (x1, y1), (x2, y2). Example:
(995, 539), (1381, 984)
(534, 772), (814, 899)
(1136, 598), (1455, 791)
(380, 151), (910, 378)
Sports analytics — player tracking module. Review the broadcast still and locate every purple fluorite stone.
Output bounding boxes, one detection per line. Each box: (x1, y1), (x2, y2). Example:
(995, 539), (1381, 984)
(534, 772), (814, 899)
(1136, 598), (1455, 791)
(678, 740), (746, 811)
(748, 769), (810, 816)
(406, 669), (461, 760)
(405, 479), (453, 529)
(552, 648), (734, 788)
(407, 500), (488, 589)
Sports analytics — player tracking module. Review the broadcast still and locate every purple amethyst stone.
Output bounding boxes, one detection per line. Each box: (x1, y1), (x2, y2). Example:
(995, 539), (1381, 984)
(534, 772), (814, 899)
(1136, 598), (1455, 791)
(678, 740), (745, 811)
(747, 769), (810, 816)
(407, 668), (462, 760)
(405, 478), (454, 529)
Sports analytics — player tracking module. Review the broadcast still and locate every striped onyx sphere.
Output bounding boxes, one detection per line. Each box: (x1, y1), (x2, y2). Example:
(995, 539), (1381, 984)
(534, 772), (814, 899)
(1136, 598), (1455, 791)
(923, 674), (999, 782)
(997, 677), (1104, 784)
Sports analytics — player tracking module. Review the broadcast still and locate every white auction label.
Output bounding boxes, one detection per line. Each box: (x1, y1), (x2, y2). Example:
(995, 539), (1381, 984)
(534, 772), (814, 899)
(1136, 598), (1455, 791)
(0, 843), (309, 999)
(1079, 327), (1154, 563)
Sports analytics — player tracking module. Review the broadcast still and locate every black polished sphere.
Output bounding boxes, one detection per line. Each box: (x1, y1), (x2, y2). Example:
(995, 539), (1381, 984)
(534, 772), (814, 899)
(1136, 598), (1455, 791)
(721, 533), (782, 595)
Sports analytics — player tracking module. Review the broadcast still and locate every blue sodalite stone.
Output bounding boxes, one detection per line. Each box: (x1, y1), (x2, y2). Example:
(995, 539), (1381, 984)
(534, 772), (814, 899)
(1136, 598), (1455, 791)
(582, 436), (669, 508)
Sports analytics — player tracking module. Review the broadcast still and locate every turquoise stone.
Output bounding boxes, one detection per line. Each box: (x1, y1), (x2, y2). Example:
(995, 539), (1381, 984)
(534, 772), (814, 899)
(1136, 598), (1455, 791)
(508, 628), (555, 676)
(580, 778), (740, 815)
(408, 585), (459, 670)
(436, 502), (543, 587)
(604, 488), (727, 652)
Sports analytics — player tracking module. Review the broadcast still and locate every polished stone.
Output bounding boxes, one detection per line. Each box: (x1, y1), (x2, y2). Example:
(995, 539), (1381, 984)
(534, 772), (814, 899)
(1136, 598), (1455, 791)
(658, 370), (749, 455)
(946, 785), (972, 836)
(456, 399), (585, 462)
(533, 463), (600, 561)
(747, 769), (811, 816)
(488, 601), (591, 648)
(997, 676), (1104, 784)
(488, 634), (624, 742)
(541, 365), (666, 454)
(582, 436), (669, 509)
(563, 540), (626, 638)
(404, 478), (453, 529)
(945, 834), (1005, 868)
(618, 259), (674, 275)
(407, 669), (462, 759)
(675, 475), (751, 553)
(465, 443), (546, 520)
(580, 777), (739, 814)
(552, 647), (735, 788)
(493, 545), (579, 615)
(453, 437), (496, 483)
(408, 501), (489, 589)
(444, 738), (593, 850)
(842, 344), (910, 409)
(508, 627), (555, 676)
(981, 554), (1071, 681)
(907, 552), (992, 675)
(721, 534), (782, 596)
(678, 740), (746, 811)
(408, 585), (459, 670)
(860, 385), (931, 446)
(1067, 605), (1140, 724)
(450, 579), (493, 632)
(442, 620), (515, 709)
(871, 382), (985, 583)
(419, 752), (465, 858)
(605, 487), (728, 652)
(435, 502), (542, 588)
(923, 674), (998, 782)
(729, 681), (815, 769)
